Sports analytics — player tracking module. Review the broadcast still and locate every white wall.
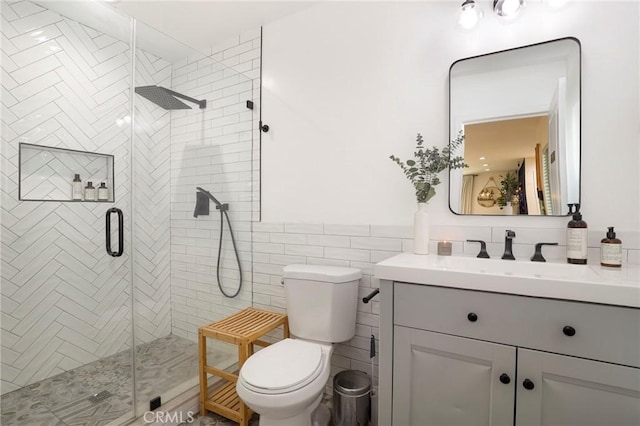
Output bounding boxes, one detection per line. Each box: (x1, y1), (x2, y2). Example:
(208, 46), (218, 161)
(261, 1), (639, 232)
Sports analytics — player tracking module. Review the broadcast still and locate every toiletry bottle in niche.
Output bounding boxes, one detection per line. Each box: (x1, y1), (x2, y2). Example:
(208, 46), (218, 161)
(72, 174), (83, 200)
(97, 182), (109, 201)
(567, 203), (588, 264)
(85, 181), (95, 201)
(600, 227), (622, 267)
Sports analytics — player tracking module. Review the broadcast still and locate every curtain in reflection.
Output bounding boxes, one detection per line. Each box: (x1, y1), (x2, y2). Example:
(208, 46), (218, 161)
(461, 175), (474, 214)
(518, 161), (528, 214)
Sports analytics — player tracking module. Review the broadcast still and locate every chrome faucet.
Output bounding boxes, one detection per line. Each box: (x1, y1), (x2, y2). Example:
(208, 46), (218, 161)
(501, 230), (516, 260)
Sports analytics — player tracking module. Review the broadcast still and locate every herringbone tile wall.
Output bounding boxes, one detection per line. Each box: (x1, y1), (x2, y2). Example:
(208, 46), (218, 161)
(1, 1), (136, 394)
(2, 0), (260, 394)
(132, 48), (172, 346)
(19, 144), (113, 201)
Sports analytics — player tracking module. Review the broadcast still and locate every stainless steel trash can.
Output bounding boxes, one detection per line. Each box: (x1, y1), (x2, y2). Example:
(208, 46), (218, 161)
(333, 370), (371, 426)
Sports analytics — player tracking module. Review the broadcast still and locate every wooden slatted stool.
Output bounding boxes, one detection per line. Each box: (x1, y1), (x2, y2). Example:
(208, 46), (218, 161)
(198, 308), (289, 426)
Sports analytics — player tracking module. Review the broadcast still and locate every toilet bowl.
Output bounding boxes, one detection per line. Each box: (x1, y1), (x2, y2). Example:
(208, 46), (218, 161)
(236, 339), (333, 426)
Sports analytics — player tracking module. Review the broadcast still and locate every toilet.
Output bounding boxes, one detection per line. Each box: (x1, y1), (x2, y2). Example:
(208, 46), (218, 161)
(236, 264), (362, 426)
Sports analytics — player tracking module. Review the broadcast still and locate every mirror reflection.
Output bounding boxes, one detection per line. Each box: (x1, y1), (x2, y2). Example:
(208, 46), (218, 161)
(449, 38), (581, 216)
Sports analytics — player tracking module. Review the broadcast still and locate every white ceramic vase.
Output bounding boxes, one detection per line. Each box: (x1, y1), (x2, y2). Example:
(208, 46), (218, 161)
(413, 203), (430, 255)
(503, 202), (513, 216)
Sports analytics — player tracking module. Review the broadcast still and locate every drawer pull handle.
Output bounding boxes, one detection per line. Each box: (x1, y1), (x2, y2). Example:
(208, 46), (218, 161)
(499, 373), (511, 384)
(523, 379), (535, 390)
(563, 326), (576, 337)
(467, 312), (478, 322)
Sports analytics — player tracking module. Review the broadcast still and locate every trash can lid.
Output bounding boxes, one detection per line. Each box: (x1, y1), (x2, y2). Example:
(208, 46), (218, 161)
(333, 370), (371, 396)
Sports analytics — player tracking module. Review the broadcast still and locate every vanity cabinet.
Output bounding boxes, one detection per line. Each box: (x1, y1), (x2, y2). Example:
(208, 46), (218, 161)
(393, 326), (515, 426)
(516, 348), (640, 425)
(386, 282), (640, 426)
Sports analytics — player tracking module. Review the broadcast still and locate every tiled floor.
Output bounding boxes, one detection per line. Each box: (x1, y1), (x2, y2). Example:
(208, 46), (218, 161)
(192, 394), (333, 426)
(1, 335), (235, 426)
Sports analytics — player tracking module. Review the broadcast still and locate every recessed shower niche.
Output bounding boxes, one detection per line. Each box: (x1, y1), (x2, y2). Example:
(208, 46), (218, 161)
(18, 143), (115, 202)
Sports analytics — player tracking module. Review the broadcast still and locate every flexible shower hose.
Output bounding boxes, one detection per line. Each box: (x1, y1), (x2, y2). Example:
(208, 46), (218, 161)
(216, 208), (243, 298)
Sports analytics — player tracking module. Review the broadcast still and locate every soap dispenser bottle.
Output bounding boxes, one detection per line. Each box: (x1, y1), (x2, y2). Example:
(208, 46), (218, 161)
(567, 203), (588, 264)
(600, 227), (622, 267)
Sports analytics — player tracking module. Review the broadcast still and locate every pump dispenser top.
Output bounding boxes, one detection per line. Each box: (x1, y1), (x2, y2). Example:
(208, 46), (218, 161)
(567, 203), (588, 264)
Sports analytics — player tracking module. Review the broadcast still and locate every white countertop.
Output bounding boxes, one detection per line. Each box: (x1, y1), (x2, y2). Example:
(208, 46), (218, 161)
(374, 253), (640, 308)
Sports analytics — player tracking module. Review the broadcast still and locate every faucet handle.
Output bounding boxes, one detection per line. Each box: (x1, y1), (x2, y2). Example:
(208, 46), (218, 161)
(505, 230), (516, 239)
(467, 240), (490, 258)
(531, 242), (559, 262)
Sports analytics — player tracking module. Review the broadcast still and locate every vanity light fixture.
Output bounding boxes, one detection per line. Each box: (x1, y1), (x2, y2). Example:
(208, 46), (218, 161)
(458, 0), (484, 30)
(493, 0), (526, 19)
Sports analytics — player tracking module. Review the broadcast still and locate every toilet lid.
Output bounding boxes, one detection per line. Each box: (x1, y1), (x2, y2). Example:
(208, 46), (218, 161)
(240, 339), (323, 394)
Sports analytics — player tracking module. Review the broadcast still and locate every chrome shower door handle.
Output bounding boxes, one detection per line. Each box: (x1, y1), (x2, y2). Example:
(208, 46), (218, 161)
(105, 207), (124, 257)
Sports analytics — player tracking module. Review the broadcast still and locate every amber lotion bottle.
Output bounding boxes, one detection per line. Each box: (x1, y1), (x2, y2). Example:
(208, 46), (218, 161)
(567, 203), (588, 264)
(600, 227), (622, 267)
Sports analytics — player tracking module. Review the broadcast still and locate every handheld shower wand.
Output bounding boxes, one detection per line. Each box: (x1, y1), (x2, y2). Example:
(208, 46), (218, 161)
(193, 187), (242, 298)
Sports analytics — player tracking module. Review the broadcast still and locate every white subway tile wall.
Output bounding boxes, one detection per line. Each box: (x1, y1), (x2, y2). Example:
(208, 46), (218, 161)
(169, 30), (261, 342)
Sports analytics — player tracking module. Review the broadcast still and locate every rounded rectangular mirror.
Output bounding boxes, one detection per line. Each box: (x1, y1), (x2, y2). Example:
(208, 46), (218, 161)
(449, 37), (581, 216)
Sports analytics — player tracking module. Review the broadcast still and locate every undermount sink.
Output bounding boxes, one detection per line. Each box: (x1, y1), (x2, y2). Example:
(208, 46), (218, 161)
(432, 255), (602, 281)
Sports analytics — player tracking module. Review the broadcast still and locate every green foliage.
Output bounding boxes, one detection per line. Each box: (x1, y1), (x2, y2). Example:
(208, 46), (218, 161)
(390, 132), (467, 203)
(496, 171), (520, 207)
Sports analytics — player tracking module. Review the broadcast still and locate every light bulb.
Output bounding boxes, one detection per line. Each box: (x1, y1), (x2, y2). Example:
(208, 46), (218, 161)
(494, 0), (525, 19)
(458, 0), (483, 30)
(502, 0), (520, 16)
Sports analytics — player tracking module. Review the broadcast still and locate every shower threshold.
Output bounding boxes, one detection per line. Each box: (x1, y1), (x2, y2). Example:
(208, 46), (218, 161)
(0, 335), (236, 426)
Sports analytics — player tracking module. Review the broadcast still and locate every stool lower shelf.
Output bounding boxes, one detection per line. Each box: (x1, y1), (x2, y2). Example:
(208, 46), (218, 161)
(204, 380), (249, 423)
(199, 308), (289, 426)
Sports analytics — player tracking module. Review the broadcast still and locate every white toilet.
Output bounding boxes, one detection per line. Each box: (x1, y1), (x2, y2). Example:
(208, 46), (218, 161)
(236, 264), (362, 426)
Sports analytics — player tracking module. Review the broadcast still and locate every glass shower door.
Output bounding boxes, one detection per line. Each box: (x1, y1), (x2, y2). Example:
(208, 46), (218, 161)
(0, 1), (137, 424)
(130, 19), (257, 420)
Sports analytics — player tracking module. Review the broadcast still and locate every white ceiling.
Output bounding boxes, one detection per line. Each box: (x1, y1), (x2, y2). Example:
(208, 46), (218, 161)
(110, 0), (317, 51)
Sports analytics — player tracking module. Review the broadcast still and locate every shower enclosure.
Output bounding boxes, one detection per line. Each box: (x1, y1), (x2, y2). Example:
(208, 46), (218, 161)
(1, 1), (258, 424)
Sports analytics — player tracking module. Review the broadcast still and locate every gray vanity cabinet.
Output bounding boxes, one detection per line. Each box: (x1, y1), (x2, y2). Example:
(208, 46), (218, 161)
(392, 326), (515, 426)
(516, 348), (640, 425)
(385, 282), (640, 426)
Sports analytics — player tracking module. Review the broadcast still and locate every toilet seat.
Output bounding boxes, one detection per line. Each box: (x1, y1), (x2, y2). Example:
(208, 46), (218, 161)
(239, 339), (324, 395)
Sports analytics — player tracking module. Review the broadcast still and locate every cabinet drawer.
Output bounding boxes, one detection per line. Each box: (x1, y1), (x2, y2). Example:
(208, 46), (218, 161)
(394, 283), (640, 367)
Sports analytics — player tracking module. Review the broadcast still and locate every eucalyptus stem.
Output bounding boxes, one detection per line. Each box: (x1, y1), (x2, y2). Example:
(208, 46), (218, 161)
(390, 131), (467, 204)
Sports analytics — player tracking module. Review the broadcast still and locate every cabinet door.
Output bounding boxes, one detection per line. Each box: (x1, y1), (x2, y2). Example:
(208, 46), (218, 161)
(393, 326), (515, 426)
(516, 348), (640, 426)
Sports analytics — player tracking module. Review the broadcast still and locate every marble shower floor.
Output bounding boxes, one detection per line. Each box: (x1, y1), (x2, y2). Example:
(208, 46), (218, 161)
(1, 335), (236, 426)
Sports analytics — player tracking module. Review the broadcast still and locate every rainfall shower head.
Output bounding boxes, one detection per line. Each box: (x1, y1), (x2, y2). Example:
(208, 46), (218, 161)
(135, 85), (206, 110)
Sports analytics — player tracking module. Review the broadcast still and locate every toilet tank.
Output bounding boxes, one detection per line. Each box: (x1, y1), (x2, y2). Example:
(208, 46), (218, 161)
(283, 264), (362, 343)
